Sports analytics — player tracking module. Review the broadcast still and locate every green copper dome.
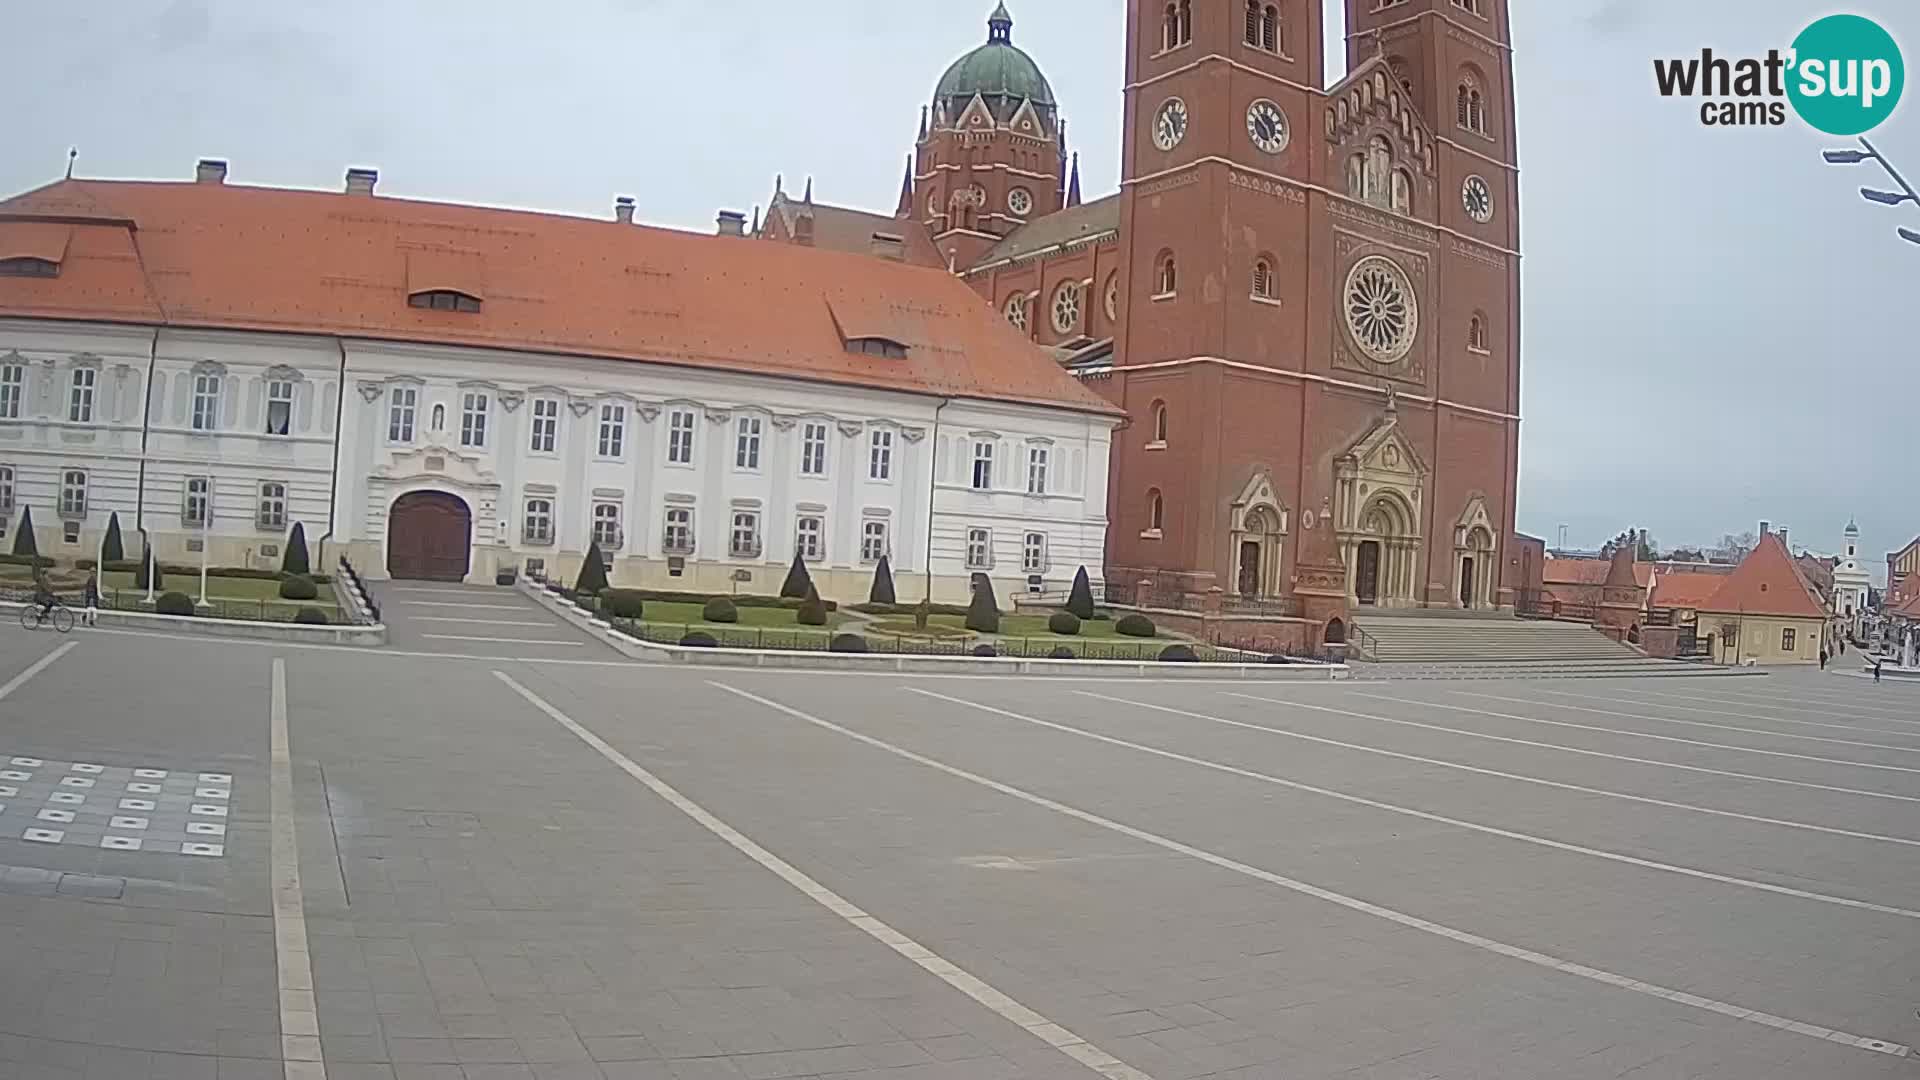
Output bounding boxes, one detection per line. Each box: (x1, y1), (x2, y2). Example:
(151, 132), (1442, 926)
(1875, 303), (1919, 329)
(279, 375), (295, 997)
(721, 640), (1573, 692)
(934, 4), (1056, 110)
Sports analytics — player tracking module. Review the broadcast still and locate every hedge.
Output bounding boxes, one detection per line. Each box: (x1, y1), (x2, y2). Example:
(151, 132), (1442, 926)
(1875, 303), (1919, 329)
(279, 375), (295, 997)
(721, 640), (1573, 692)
(75, 561), (329, 583)
(574, 542), (609, 595)
(293, 607), (330, 625)
(702, 597), (739, 623)
(1066, 566), (1096, 620)
(971, 644), (998, 657)
(282, 523), (311, 577)
(868, 555), (896, 605)
(278, 575), (319, 601)
(1049, 646), (1076, 659)
(965, 576), (1000, 634)
(779, 553), (813, 600)
(849, 600), (968, 617)
(1157, 644), (1199, 662)
(796, 585), (828, 627)
(1115, 613), (1157, 637)
(592, 588), (835, 612)
(600, 589), (646, 619)
(680, 631), (719, 648)
(829, 633), (870, 654)
(1047, 611), (1081, 636)
(0, 553), (54, 569)
(154, 592), (196, 617)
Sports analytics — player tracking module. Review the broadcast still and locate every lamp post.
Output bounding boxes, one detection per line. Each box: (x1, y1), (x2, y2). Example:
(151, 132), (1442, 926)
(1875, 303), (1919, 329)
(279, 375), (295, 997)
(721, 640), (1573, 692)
(1822, 137), (1920, 248)
(198, 478), (213, 608)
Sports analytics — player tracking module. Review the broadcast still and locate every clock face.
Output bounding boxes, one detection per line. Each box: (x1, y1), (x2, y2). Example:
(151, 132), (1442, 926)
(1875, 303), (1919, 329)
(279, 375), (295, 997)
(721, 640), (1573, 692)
(1246, 99), (1289, 154)
(1008, 187), (1032, 216)
(1462, 175), (1494, 223)
(1153, 98), (1188, 151)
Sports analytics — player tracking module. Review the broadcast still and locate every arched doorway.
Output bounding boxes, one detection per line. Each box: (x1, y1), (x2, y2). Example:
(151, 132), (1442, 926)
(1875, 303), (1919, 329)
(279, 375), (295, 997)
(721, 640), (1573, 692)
(1456, 525), (1495, 609)
(388, 491), (472, 582)
(1348, 493), (1415, 607)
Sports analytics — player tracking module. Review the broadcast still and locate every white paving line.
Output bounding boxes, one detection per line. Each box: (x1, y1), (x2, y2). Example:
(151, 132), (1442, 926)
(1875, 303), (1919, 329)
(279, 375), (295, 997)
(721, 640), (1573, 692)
(905, 689), (1920, 921)
(1643, 687), (1920, 727)
(722, 682), (1910, 1062)
(0, 640), (78, 702)
(1061, 692), (1920, 849)
(1513, 688), (1920, 752)
(395, 601), (531, 610)
(494, 671), (1152, 1080)
(269, 658), (325, 1080)
(421, 634), (582, 646)
(1599, 687), (1920, 738)
(388, 587), (510, 595)
(1232, 693), (1920, 804)
(1406, 692), (1920, 777)
(410, 617), (560, 627)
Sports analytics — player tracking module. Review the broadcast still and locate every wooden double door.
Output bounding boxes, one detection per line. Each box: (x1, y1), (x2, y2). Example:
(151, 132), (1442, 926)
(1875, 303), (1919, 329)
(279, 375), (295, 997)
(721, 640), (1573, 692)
(387, 491), (472, 582)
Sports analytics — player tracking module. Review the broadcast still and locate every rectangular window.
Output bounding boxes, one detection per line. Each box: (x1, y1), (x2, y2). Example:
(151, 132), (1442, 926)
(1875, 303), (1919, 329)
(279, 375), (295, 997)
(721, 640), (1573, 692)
(1027, 446), (1049, 496)
(530, 397), (559, 453)
(730, 511), (761, 558)
(597, 403), (626, 458)
(388, 386), (417, 442)
(183, 477), (211, 528)
(735, 416), (762, 470)
(869, 429), (893, 481)
(0, 465), (13, 511)
(965, 527), (992, 570)
(663, 507), (694, 554)
(258, 482), (287, 530)
(592, 503), (622, 548)
(69, 367), (96, 423)
(1782, 628), (1797, 652)
(0, 364), (24, 419)
(801, 422), (829, 476)
(460, 392), (489, 448)
(796, 515), (825, 562)
(59, 469), (87, 517)
(1022, 531), (1047, 573)
(861, 520), (888, 563)
(668, 409), (695, 464)
(191, 372), (221, 432)
(971, 441), (994, 490)
(266, 379), (294, 435)
(523, 498), (554, 544)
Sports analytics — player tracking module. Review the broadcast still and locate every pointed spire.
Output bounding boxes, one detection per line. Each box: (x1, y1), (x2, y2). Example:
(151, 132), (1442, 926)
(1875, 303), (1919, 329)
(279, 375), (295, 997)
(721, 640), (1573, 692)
(1066, 153), (1082, 208)
(895, 155), (915, 217)
(774, 173), (784, 198)
(918, 105), (930, 142)
(1059, 115), (1068, 154)
(802, 176), (813, 205)
(987, 2), (1013, 44)
(750, 205), (761, 235)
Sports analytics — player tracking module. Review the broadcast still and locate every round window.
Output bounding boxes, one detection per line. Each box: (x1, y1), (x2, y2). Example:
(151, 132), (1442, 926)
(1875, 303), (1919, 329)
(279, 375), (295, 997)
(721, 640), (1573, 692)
(1343, 256), (1419, 363)
(1008, 187), (1033, 216)
(1005, 294), (1028, 331)
(1051, 282), (1083, 334)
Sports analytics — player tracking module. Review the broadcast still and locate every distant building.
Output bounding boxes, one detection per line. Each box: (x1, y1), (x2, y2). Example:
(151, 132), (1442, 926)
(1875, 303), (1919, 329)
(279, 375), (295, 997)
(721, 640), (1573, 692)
(1831, 519), (1872, 638)
(1697, 529), (1830, 665)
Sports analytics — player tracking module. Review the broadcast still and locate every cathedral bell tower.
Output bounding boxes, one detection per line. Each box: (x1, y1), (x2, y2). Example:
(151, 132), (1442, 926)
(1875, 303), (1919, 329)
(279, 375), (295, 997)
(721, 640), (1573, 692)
(915, 4), (1065, 270)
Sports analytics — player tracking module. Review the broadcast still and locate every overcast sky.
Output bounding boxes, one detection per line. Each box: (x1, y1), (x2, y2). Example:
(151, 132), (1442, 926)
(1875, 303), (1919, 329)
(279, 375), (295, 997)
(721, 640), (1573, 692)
(9, 1), (1915, 575)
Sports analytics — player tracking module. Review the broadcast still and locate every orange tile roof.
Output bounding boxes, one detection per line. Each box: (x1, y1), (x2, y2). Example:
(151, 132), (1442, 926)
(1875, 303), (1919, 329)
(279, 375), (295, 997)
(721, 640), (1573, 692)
(1699, 532), (1829, 619)
(0, 178), (1117, 417)
(762, 191), (945, 268)
(1543, 558), (1652, 589)
(1651, 570), (1726, 610)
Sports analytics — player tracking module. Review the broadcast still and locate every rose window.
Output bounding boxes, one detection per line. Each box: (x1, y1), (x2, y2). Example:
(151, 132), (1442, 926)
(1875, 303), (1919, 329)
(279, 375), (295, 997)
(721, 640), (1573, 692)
(1051, 282), (1083, 334)
(1344, 256), (1418, 363)
(1005, 294), (1028, 331)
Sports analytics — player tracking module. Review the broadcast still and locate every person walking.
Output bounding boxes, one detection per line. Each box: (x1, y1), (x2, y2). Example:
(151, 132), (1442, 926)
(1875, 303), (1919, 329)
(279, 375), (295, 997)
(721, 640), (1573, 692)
(1819, 647), (1829, 671)
(1874, 657), (1883, 683)
(83, 569), (101, 627)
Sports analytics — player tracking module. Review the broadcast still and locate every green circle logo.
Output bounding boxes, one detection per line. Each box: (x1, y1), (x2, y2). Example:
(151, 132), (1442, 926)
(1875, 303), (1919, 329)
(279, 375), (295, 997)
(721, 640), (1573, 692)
(1788, 14), (1904, 135)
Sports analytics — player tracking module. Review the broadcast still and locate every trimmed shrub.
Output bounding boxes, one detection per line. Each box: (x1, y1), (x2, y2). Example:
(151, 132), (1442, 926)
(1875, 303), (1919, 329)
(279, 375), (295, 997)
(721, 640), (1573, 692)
(829, 633), (870, 654)
(1115, 613), (1156, 638)
(101, 512), (125, 563)
(1158, 644), (1199, 662)
(780, 552), (814, 600)
(869, 555), (896, 606)
(155, 591), (196, 617)
(574, 542), (609, 595)
(1066, 566), (1096, 620)
(850, 600), (970, 618)
(134, 547), (163, 590)
(1047, 611), (1082, 636)
(1264, 653), (1293, 664)
(702, 597), (739, 623)
(680, 631), (719, 648)
(0, 553), (53, 569)
(964, 575), (1000, 634)
(11, 506), (36, 557)
(796, 585), (828, 627)
(293, 607), (330, 625)
(971, 644), (998, 658)
(1049, 646), (1076, 659)
(600, 589), (646, 619)
(278, 574), (319, 601)
(282, 522), (311, 577)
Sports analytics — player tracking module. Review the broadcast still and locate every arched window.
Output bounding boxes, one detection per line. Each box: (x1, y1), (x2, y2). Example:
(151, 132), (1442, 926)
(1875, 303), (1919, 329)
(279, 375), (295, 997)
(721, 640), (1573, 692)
(1165, 3), (1179, 50)
(1252, 257), (1274, 299)
(1456, 82), (1472, 128)
(1005, 293), (1028, 332)
(1152, 401), (1169, 443)
(1346, 154), (1366, 199)
(1155, 252), (1177, 296)
(1390, 169), (1412, 215)
(1148, 490), (1165, 533)
(1244, 0), (1259, 46)
(430, 403), (446, 431)
(1178, 0), (1192, 45)
(1469, 313), (1489, 352)
(1470, 88), (1487, 134)
(1458, 75), (1488, 134)
(1262, 6), (1279, 52)
(1367, 135), (1393, 204)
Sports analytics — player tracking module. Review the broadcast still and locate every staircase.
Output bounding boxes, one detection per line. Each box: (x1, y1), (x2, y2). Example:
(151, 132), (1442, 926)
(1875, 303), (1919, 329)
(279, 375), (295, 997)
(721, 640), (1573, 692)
(1351, 614), (1725, 677)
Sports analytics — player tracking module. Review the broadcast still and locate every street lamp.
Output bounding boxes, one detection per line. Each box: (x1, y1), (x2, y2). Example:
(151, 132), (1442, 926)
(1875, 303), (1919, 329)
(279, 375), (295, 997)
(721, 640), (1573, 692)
(1822, 137), (1920, 248)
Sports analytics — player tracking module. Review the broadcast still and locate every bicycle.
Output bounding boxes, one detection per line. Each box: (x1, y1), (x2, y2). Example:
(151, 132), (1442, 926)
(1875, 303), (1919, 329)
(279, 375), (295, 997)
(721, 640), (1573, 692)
(19, 597), (75, 634)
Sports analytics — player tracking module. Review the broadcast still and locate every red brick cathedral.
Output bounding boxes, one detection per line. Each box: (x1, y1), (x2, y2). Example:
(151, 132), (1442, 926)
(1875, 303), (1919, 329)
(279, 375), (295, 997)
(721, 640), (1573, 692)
(758, 0), (1520, 628)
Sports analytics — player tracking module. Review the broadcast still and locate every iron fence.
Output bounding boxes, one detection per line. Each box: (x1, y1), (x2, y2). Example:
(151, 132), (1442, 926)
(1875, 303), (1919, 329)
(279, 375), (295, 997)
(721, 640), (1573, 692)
(338, 555), (379, 623)
(2, 584), (324, 624)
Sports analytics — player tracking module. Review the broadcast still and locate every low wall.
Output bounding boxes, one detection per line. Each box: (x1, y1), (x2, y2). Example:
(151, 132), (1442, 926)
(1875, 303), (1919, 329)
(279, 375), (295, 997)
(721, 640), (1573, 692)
(1102, 605), (1317, 656)
(521, 582), (1347, 680)
(3, 600), (386, 646)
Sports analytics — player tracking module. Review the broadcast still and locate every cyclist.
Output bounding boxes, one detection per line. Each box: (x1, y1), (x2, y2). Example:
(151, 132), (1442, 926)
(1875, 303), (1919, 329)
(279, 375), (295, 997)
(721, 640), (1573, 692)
(30, 563), (56, 624)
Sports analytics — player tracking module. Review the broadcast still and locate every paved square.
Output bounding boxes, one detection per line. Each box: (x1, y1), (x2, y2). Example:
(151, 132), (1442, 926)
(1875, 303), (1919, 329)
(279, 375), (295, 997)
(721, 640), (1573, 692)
(0, 623), (1915, 1079)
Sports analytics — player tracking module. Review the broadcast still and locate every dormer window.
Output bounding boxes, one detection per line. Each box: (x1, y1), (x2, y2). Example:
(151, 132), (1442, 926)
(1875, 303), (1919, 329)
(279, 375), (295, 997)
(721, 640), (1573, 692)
(0, 257), (59, 278)
(407, 290), (482, 313)
(847, 337), (908, 359)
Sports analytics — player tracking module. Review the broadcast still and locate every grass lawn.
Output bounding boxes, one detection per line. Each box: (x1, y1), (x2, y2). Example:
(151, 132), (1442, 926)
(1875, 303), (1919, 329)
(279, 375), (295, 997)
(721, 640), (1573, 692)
(96, 571), (338, 612)
(631, 600), (851, 630)
(868, 612), (1157, 641)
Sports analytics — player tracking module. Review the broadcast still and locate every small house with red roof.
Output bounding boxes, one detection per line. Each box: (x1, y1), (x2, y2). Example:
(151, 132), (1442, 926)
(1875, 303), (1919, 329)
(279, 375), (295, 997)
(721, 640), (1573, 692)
(1696, 531), (1832, 665)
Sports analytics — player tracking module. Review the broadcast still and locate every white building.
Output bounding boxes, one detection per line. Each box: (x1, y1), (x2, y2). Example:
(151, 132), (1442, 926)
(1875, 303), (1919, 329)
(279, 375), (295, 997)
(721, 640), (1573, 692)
(1832, 519), (1872, 639)
(0, 163), (1118, 605)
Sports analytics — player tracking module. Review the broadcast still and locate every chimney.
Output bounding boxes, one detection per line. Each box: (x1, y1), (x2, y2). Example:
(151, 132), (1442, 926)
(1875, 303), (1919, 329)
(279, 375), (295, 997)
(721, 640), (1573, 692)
(1777, 526), (1790, 551)
(344, 167), (378, 196)
(1759, 520), (1771, 537)
(716, 210), (746, 237)
(614, 196), (635, 224)
(195, 158), (228, 185)
(870, 232), (905, 261)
